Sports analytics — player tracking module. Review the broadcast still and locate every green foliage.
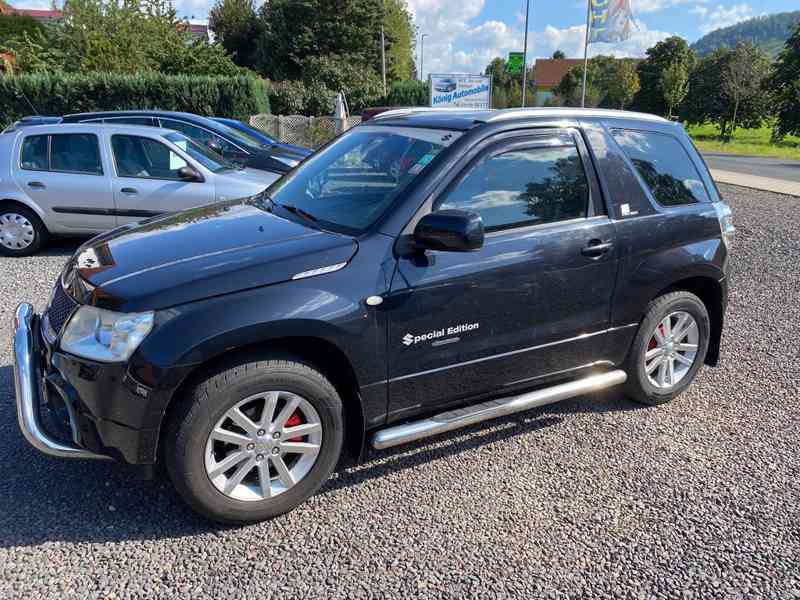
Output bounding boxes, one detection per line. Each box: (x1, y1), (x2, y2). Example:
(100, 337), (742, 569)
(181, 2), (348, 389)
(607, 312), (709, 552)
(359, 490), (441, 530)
(300, 55), (383, 113)
(552, 50), (566, 60)
(769, 22), (800, 138)
(2, 0), (242, 76)
(484, 56), (533, 108)
(268, 80), (308, 115)
(683, 44), (772, 138)
(385, 79), (428, 106)
(0, 72), (269, 127)
(691, 11), (800, 58)
(631, 36), (697, 115)
(209, 0), (263, 68)
(383, 0), (414, 82)
(552, 56), (638, 109)
(660, 61), (689, 119)
(0, 13), (44, 41)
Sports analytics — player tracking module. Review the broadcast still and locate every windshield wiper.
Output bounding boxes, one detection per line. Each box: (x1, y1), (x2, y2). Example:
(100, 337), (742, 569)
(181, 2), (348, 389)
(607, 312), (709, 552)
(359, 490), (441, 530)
(280, 204), (319, 223)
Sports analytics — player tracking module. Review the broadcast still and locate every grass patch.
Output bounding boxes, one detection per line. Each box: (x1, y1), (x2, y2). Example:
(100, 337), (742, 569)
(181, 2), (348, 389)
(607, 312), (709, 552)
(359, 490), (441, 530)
(686, 123), (800, 161)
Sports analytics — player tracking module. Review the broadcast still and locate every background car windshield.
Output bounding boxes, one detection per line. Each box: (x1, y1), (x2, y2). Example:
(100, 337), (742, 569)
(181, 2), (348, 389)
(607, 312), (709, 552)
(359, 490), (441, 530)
(213, 121), (268, 151)
(266, 125), (462, 234)
(164, 132), (230, 172)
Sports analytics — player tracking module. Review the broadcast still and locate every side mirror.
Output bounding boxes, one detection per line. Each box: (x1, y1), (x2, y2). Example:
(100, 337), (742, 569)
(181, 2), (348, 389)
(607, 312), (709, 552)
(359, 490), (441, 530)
(177, 166), (203, 182)
(206, 139), (224, 154)
(413, 209), (484, 252)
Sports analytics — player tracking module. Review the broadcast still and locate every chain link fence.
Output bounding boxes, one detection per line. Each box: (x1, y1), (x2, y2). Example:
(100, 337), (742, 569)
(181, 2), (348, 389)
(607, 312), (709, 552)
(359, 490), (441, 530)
(249, 114), (362, 149)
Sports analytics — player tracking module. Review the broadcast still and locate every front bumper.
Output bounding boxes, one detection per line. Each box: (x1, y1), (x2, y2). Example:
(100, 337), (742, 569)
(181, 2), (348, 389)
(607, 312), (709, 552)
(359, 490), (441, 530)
(12, 303), (110, 460)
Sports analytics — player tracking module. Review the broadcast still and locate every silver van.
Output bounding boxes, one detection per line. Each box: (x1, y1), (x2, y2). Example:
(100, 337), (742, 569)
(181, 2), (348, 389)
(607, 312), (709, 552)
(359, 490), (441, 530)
(0, 123), (280, 256)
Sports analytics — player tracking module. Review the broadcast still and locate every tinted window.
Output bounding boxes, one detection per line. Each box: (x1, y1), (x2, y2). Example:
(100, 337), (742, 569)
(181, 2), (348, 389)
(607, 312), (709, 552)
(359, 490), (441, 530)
(164, 132), (231, 173)
(265, 125), (462, 234)
(160, 119), (240, 155)
(20, 135), (48, 170)
(112, 135), (188, 180)
(51, 134), (103, 174)
(438, 144), (589, 230)
(612, 129), (709, 206)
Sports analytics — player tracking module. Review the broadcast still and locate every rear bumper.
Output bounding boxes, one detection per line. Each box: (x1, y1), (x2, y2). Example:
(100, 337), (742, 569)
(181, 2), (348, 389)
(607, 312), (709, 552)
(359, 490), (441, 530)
(12, 303), (110, 460)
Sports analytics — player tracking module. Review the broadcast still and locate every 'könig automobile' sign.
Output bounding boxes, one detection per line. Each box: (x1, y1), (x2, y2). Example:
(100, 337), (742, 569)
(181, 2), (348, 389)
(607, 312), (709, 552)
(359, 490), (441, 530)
(429, 74), (492, 110)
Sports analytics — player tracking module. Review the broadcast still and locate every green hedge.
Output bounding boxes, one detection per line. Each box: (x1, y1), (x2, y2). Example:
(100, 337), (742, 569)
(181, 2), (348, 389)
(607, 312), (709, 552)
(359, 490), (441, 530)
(0, 72), (270, 127)
(385, 80), (429, 107)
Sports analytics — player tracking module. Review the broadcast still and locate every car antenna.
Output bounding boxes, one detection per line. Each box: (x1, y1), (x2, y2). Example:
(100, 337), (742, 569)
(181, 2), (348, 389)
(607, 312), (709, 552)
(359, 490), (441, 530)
(18, 88), (39, 115)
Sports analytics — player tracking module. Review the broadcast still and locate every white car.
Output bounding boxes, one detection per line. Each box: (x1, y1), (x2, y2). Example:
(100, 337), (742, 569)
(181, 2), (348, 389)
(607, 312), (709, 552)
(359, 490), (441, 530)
(0, 123), (280, 256)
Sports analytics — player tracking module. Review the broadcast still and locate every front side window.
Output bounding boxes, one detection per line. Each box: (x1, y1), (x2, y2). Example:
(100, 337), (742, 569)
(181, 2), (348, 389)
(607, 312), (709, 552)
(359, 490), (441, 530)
(20, 135), (48, 170)
(160, 119), (240, 155)
(438, 144), (589, 230)
(112, 134), (189, 180)
(264, 125), (462, 234)
(164, 132), (230, 173)
(612, 129), (709, 206)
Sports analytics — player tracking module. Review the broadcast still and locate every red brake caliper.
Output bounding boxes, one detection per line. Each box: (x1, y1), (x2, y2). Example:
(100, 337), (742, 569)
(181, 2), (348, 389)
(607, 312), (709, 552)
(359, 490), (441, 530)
(284, 412), (304, 442)
(648, 324), (665, 350)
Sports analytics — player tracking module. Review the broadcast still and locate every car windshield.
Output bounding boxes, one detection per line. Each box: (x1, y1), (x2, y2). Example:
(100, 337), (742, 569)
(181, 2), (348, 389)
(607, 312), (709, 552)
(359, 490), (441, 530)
(264, 125), (462, 234)
(164, 132), (233, 173)
(213, 121), (271, 151)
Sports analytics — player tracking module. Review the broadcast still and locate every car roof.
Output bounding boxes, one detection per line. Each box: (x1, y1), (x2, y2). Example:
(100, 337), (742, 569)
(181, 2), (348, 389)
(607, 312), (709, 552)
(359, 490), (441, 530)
(370, 107), (670, 131)
(4, 122), (181, 137)
(63, 109), (215, 124)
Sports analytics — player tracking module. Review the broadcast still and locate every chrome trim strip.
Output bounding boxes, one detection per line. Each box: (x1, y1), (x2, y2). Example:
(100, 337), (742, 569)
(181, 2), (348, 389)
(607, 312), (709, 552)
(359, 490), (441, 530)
(502, 360), (615, 387)
(389, 323), (638, 384)
(292, 262), (348, 280)
(12, 303), (111, 460)
(372, 369), (628, 449)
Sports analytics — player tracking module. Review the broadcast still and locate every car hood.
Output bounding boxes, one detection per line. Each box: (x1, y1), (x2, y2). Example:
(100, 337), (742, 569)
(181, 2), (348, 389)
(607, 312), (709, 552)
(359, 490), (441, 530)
(246, 146), (312, 173)
(214, 167), (280, 199)
(66, 198), (357, 312)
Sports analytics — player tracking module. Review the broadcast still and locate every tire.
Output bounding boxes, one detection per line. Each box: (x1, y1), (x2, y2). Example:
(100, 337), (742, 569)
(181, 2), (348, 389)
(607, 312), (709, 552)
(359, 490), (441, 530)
(623, 291), (710, 406)
(0, 205), (48, 257)
(164, 354), (344, 524)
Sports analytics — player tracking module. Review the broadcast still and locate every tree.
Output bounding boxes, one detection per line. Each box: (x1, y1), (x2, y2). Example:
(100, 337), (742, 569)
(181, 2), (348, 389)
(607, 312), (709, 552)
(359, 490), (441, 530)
(768, 22), (800, 138)
(721, 42), (771, 139)
(552, 49), (566, 59)
(660, 61), (689, 119)
(631, 36), (696, 115)
(0, 13), (44, 41)
(383, 0), (414, 82)
(606, 60), (640, 109)
(209, 0), (262, 69)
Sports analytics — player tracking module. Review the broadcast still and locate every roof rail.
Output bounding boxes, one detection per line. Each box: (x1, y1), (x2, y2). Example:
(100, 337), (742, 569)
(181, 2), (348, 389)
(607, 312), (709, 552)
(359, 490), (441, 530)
(371, 106), (475, 121)
(486, 107), (668, 123)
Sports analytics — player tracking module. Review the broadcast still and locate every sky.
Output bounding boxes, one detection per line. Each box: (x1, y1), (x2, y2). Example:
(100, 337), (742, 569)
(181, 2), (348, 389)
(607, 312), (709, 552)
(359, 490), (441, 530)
(10, 0), (798, 78)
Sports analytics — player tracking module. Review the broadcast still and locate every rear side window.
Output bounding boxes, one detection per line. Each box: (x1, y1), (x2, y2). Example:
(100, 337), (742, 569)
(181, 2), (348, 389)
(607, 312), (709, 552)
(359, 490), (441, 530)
(20, 133), (103, 174)
(50, 134), (103, 174)
(438, 144), (589, 231)
(20, 135), (48, 170)
(611, 129), (708, 206)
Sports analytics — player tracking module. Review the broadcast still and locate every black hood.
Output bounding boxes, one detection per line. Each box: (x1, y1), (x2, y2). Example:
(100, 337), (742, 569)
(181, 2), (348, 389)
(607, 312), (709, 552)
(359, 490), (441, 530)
(66, 199), (357, 312)
(246, 145), (311, 173)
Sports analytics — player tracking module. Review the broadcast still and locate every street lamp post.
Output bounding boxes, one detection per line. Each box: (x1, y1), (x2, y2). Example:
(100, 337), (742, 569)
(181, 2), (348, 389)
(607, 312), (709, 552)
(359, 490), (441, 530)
(419, 33), (428, 82)
(521, 0), (531, 107)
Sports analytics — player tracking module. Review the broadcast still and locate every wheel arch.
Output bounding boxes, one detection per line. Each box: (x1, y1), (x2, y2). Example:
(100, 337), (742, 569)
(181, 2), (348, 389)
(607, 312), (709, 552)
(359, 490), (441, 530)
(652, 275), (725, 366)
(159, 335), (366, 464)
(0, 197), (49, 226)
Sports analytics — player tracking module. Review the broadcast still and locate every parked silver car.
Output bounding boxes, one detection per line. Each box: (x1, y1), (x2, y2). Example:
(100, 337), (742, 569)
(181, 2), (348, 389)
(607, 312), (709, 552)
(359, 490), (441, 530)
(0, 123), (280, 256)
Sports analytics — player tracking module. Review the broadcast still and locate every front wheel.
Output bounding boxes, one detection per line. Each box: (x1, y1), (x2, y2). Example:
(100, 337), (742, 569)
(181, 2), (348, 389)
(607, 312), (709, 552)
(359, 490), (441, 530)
(165, 355), (344, 524)
(0, 206), (48, 256)
(624, 291), (710, 406)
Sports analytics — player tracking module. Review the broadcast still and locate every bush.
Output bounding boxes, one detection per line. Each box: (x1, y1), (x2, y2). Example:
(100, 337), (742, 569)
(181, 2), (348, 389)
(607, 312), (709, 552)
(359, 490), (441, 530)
(300, 55), (384, 113)
(385, 80), (429, 107)
(268, 80), (307, 115)
(0, 72), (269, 127)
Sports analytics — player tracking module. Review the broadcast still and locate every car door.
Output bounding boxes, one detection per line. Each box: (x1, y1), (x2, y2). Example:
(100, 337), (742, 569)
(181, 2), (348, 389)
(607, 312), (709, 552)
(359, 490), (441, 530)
(385, 129), (620, 419)
(14, 132), (114, 233)
(108, 133), (214, 224)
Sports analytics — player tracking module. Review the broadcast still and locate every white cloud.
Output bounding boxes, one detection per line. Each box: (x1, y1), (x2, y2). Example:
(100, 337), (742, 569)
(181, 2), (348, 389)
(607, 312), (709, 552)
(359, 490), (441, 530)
(698, 3), (753, 34)
(539, 21), (674, 59)
(636, 0), (707, 14)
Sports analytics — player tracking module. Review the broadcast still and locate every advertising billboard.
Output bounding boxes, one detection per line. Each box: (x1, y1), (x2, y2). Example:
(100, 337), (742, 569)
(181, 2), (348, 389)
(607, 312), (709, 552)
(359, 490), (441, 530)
(429, 74), (492, 110)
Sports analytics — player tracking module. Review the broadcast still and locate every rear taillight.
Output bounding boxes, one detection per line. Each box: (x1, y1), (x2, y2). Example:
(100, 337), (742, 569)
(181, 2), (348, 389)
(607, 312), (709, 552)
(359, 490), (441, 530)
(714, 202), (735, 250)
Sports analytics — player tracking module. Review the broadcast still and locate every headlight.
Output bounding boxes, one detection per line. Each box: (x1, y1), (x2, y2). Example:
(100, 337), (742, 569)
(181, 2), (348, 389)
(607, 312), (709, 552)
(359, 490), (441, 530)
(60, 306), (154, 363)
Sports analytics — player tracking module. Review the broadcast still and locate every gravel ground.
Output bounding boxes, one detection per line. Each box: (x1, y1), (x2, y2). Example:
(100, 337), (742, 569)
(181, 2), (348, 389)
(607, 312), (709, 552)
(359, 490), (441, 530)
(0, 183), (798, 599)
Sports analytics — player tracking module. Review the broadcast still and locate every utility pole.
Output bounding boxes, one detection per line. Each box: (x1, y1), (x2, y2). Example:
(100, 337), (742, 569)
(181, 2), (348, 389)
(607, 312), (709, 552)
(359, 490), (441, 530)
(381, 25), (387, 96)
(581, 0), (591, 108)
(420, 33), (428, 82)
(521, 0), (531, 107)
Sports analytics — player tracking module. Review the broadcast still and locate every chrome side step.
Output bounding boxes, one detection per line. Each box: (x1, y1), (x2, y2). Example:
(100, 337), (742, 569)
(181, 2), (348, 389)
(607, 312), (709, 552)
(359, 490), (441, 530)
(372, 369), (627, 450)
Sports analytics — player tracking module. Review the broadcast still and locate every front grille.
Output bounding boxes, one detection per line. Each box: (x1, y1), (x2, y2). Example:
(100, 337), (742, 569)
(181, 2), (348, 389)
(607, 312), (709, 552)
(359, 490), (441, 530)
(47, 281), (78, 335)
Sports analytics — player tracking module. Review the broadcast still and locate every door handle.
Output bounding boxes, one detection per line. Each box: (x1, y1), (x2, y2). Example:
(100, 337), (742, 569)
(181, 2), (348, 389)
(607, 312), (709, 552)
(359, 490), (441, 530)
(27, 181), (45, 189)
(581, 240), (613, 257)
(120, 187), (138, 195)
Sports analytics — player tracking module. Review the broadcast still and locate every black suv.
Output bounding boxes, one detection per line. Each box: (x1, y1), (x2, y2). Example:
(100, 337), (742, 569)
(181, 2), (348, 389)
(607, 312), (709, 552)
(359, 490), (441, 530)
(13, 108), (734, 524)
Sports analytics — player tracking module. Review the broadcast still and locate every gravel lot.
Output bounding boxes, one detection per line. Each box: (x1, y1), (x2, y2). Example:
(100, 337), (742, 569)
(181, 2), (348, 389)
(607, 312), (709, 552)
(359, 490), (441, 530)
(0, 183), (798, 599)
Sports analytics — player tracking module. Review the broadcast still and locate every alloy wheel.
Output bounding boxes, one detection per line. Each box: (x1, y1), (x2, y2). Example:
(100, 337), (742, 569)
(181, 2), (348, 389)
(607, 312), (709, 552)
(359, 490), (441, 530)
(204, 391), (323, 502)
(644, 311), (700, 389)
(0, 213), (35, 250)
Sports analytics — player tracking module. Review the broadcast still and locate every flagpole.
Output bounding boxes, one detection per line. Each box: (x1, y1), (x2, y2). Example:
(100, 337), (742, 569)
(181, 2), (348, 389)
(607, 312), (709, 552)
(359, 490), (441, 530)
(521, 0), (531, 107)
(581, 0), (591, 108)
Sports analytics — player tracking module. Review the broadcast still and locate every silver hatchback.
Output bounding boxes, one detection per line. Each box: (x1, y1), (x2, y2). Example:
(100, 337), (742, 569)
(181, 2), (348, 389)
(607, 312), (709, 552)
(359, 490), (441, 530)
(0, 123), (280, 255)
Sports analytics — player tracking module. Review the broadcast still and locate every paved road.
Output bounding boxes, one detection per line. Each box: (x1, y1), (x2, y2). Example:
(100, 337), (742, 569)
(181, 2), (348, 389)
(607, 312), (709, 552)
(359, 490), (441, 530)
(703, 152), (800, 184)
(1, 184), (799, 599)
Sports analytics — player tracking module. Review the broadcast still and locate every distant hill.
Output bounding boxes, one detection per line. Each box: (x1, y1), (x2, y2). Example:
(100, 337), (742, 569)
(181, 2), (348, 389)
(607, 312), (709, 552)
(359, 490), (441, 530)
(691, 11), (800, 57)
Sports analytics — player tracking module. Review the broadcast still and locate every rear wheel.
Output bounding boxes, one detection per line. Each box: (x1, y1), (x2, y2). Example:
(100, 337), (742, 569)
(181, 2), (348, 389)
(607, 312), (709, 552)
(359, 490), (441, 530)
(165, 355), (344, 524)
(624, 291), (710, 406)
(0, 205), (48, 257)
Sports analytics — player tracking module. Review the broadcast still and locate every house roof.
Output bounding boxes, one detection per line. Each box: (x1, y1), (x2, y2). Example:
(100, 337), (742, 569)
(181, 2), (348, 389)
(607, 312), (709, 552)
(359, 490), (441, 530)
(533, 59), (585, 87)
(4, 6), (63, 19)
